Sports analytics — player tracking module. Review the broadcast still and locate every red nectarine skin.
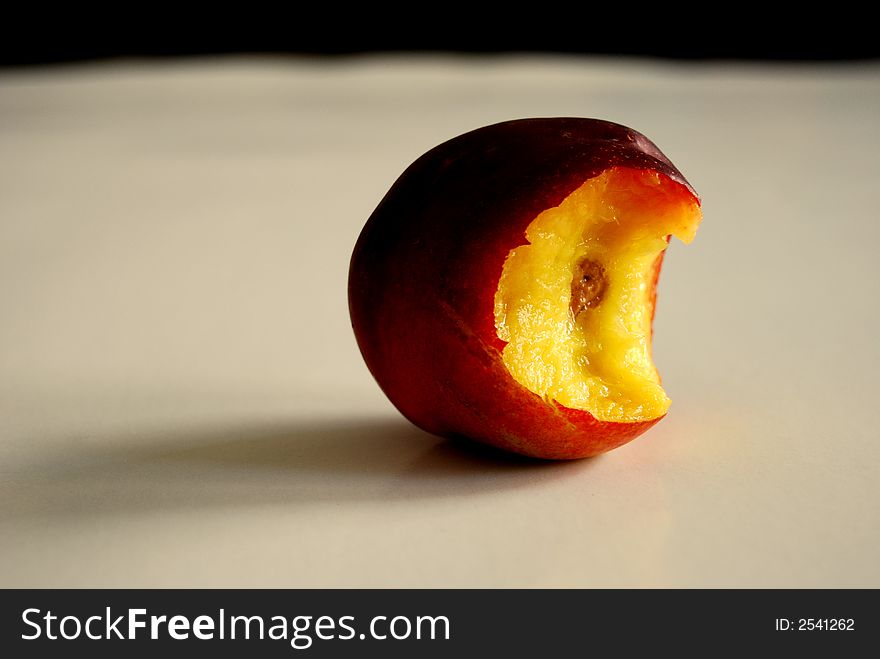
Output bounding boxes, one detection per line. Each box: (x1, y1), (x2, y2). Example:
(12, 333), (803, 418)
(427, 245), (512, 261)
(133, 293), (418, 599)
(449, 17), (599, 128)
(349, 118), (699, 459)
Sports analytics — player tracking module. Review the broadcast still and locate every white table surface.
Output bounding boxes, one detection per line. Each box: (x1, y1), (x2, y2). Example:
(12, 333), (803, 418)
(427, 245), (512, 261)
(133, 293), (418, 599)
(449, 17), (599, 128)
(1, 55), (878, 588)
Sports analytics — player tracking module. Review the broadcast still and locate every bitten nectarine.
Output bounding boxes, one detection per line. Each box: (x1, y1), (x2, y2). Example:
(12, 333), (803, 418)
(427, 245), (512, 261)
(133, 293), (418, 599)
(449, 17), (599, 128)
(349, 118), (701, 459)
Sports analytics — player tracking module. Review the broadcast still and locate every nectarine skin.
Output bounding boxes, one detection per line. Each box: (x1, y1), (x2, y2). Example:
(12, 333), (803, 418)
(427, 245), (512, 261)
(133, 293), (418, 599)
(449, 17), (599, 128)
(349, 118), (699, 459)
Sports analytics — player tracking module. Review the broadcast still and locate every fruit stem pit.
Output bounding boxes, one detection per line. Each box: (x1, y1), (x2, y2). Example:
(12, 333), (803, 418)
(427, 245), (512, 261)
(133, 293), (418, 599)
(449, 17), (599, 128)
(570, 258), (608, 317)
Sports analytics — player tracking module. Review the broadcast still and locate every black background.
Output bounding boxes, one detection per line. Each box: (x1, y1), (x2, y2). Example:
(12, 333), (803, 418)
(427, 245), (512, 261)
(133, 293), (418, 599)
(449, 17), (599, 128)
(2, 6), (878, 67)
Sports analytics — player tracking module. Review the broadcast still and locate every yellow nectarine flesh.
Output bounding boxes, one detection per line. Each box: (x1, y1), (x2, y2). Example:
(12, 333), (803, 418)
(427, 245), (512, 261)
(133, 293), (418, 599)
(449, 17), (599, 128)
(493, 167), (702, 423)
